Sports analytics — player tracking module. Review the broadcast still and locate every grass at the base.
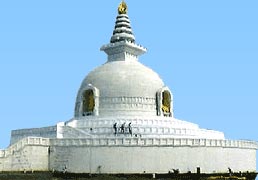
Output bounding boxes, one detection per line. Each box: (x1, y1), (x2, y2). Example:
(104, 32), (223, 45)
(0, 172), (151, 180)
(0, 171), (256, 180)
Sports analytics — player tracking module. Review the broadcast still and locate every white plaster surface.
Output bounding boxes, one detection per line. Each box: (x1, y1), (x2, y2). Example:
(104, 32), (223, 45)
(0, 137), (49, 171)
(51, 146), (256, 174)
(0, 137), (257, 173)
(10, 126), (57, 145)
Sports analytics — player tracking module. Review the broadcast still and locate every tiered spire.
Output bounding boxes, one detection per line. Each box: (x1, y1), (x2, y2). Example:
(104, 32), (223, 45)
(110, 2), (135, 43)
(101, 1), (146, 62)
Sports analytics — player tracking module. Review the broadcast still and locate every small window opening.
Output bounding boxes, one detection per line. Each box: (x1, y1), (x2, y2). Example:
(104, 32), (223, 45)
(162, 91), (171, 116)
(82, 89), (95, 116)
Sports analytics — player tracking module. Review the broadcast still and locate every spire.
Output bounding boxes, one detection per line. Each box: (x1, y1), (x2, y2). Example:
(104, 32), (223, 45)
(101, 1), (146, 62)
(110, 1), (135, 43)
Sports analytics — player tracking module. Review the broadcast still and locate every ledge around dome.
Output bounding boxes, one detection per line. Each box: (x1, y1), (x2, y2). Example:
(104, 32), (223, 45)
(101, 40), (147, 62)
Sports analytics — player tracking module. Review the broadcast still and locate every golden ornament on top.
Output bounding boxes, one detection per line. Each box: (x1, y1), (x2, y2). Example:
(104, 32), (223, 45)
(118, 1), (127, 14)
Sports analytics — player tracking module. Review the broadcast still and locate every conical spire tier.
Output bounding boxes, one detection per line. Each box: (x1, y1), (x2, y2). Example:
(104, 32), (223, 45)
(110, 14), (135, 43)
(101, 2), (146, 62)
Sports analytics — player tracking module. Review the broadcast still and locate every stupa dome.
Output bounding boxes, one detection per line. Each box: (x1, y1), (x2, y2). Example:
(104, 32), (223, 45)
(81, 60), (164, 98)
(74, 59), (167, 117)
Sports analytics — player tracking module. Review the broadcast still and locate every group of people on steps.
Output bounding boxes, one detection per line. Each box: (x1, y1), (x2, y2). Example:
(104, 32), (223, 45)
(113, 122), (132, 136)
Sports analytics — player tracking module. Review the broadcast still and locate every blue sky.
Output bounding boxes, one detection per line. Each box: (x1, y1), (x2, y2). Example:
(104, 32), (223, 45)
(0, 0), (257, 167)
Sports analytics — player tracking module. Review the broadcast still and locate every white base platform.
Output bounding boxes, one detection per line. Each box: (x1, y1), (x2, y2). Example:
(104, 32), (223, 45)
(0, 137), (257, 173)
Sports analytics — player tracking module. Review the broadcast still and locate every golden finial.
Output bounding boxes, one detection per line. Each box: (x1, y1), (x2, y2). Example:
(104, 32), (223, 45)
(118, 1), (127, 14)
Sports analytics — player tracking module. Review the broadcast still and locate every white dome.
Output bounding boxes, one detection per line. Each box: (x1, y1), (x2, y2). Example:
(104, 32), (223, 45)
(84, 60), (164, 97)
(74, 60), (166, 117)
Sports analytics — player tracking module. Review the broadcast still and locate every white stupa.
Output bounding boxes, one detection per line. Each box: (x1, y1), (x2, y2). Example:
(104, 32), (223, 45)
(0, 2), (257, 175)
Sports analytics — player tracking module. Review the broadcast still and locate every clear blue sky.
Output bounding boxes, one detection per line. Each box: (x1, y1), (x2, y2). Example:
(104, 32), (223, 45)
(0, 0), (257, 168)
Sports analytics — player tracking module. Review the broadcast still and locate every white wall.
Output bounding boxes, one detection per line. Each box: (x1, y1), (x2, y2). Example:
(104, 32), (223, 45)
(50, 143), (256, 174)
(0, 137), (50, 172)
(0, 137), (256, 174)
(10, 126), (57, 145)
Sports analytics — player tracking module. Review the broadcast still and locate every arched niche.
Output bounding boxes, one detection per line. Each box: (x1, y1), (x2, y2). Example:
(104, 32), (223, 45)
(80, 84), (99, 116)
(82, 89), (95, 116)
(162, 90), (171, 115)
(156, 87), (173, 117)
